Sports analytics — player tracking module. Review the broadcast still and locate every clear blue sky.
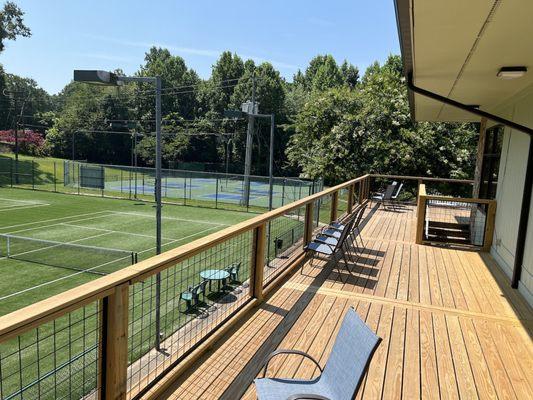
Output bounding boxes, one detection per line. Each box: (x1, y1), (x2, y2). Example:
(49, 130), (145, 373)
(1, 0), (400, 94)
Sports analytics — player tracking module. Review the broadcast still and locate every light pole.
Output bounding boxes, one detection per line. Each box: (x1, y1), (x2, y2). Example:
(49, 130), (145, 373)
(74, 70), (164, 349)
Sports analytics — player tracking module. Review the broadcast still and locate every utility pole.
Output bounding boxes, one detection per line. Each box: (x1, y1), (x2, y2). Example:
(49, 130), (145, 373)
(242, 71), (256, 207)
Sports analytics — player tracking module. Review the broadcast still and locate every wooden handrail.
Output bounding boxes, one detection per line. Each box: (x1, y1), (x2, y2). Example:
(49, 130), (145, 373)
(0, 174), (369, 341)
(370, 174), (474, 184)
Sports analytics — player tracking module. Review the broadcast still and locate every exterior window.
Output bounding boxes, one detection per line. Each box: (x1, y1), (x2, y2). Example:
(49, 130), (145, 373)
(479, 125), (503, 200)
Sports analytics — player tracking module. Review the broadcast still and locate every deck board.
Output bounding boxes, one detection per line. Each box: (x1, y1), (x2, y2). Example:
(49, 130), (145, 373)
(154, 204), (533, 400)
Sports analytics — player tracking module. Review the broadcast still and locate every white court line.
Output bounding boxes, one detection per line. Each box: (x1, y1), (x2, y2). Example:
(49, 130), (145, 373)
(0, 197), (47, 204)
(1, 225), (222, 300)
(0, 203), (50, 212)
(5, 212), (120, 235)
(0, 231), (115, 262)
(0, 210), (110, 230)
(111, 211), (228, 226)
(61, 223), (179, 242)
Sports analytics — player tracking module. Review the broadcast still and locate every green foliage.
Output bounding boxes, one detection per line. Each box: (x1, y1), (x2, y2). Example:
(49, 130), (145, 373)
(0, 1), (30, 53)
(287, 55), (477, 184)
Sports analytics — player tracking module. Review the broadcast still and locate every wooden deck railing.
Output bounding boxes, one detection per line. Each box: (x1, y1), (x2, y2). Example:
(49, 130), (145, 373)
(0, 174), (375, 400)
(0, 173), (476, 400)
(416, 183), (496, 251)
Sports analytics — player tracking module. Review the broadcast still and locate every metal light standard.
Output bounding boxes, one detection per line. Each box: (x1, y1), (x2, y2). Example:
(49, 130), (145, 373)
(73, 70), (164, 349)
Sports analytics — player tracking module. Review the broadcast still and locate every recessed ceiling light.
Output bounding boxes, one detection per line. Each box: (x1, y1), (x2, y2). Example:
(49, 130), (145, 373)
(497, 66), (527, 79)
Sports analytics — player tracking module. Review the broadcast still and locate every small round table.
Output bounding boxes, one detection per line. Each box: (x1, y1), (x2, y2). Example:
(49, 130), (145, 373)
(200, 269), (230, 292)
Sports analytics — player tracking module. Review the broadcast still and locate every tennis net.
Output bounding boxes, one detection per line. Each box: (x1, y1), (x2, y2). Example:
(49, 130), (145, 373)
(0, 234), (138, 276)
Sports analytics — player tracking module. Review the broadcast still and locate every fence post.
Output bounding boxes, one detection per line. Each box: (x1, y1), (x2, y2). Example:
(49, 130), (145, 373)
(10, 158), (13, 187)
(101, 166), (104, 197)
(101, 283), (129, 400)
(304, 201), (315, 245)
(330, 191), (339, 223)
(250, 223), (266, 301)
(347, 184), (354, 214)
(416, 184), (427, 244)
(215, 175), (219, 209)
(482, 201), (497, 252)
(54, 161), (57, 192)
(32, 160), (35, 189)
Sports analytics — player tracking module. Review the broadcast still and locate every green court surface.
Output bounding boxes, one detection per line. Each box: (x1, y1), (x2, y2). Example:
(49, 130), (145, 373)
(0, 188), (253, 316)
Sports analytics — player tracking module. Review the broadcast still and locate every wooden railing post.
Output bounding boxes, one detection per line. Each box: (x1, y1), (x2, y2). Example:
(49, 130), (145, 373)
(416, 184), (427, 245)
(482, 201), (497, 252)
(347, 184), (354, 214)
(250, 223), (266, 301)
(101, 283), (129, 400)
(358, 180), (364, 204)
(304, 202), (315, 245)
(330, 191), (339, 222)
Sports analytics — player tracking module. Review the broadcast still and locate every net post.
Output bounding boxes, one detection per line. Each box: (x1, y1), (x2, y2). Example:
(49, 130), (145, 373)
(215, 175), (219, 209)
(53, 161), (57, 192)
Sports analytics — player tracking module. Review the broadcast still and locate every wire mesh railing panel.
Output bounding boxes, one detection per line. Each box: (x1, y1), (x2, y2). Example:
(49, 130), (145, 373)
(315, 194), (332, 226)
(337, 188), (350, 218)
(424, 200), (488, 246)
(264, 206), (306, 285)
(0, 302), (102, 400)
(126, 230), (253, 397)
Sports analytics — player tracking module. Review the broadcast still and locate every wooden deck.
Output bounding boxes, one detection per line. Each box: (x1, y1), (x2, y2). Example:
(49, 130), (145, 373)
(155, 204), (533, 400)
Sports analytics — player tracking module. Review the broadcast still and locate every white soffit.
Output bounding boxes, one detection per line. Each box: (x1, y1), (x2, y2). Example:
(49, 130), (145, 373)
(412, 0), (533, 122)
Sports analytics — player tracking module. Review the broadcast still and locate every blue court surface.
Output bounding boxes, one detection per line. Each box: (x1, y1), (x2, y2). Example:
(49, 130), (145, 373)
(202, 193), (258, 201)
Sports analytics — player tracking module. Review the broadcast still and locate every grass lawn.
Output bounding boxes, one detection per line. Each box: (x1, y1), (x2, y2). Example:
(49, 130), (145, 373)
(0, 187), (306, 399)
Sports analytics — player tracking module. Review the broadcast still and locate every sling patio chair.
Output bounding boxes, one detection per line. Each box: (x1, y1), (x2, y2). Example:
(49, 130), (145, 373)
(254, 307), (381, 400)
(319, 203), (368, 262)
(387, 182), (404, 211)
(371, 181), (397, 208)
(303, 215), (356, 282)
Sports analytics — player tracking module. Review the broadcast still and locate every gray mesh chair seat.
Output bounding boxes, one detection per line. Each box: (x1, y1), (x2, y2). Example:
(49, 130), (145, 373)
(314, 234), (338, 247)
(306, 241), (334, 255)
(321, 228), (341, 239)
(255, 307), (381, 400)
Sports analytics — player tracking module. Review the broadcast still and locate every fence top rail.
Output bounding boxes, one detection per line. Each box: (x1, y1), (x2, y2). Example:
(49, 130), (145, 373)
(424, 194), (496, 205)
(0, 174), (369, 341)
(371, 174), (474, 184)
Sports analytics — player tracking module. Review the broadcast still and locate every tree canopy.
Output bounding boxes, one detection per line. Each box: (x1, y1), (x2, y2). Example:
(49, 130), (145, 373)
(0, 8), (478, 184)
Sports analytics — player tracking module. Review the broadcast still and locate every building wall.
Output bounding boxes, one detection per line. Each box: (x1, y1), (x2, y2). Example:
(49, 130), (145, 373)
(490, 93), (533, 307)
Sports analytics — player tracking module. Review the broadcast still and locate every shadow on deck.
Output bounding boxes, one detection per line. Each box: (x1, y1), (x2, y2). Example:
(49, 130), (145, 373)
(153, 204), (533, 400)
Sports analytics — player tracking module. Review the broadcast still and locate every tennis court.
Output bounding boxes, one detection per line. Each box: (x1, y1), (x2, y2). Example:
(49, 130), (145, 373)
(0, 188), (253, 316)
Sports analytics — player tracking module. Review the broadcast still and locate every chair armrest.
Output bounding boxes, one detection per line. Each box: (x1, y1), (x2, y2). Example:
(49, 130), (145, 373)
(261, 349), (323, 378)
(286, 395), (331, 400)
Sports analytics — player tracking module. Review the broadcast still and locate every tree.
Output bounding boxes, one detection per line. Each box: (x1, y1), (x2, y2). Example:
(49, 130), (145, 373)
(287, 55), (477, 183)
(0, 1), (30, 53)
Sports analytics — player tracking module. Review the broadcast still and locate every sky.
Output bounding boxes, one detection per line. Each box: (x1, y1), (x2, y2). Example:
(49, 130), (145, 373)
(1, 0), (400, 94)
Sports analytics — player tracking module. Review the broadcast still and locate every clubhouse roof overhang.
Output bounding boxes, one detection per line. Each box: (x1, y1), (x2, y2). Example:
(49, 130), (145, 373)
(394, 0), (533, 124)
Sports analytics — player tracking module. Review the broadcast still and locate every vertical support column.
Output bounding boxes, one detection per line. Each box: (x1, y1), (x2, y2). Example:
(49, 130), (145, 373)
(472, 117), (488, 198)
(250, 223), (266, 301)
(347, 184), (355, 214)
(416, 184), (427, 244)
(330, 191), (339, 223)
(304, 201), (315, 245)
(482, 200), (497, 252)
(101, 283), (129, 400)
(358, 180), (364, 204)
